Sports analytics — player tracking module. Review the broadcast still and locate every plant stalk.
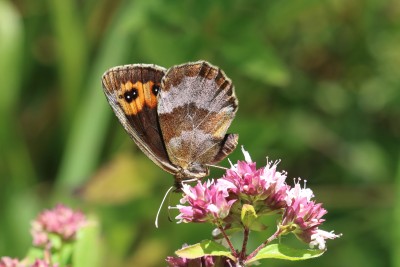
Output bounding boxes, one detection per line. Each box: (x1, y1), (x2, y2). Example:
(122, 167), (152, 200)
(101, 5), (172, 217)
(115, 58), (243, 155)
(245, 228), (282, 262)
(217, 223), (238, 258)
(239, 227), (250, 261)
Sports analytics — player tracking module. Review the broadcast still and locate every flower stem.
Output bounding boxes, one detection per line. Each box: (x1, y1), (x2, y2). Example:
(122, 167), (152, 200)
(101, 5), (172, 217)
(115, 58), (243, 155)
(239, 227), (249, 261)
(217, 223), (238, 258)
(245, 228), (282, 262)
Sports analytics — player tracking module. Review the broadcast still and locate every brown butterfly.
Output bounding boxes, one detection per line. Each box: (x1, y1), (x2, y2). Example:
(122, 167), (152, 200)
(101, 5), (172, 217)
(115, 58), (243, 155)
(101, 61), (238, 190)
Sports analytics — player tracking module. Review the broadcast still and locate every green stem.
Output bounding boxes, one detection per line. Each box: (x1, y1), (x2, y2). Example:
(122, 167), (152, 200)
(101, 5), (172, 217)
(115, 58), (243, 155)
(393, 151), (400, 266)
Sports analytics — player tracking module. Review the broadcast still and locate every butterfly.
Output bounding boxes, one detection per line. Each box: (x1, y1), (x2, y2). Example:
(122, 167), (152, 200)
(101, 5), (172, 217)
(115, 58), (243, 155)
(101, 61), (238, 190)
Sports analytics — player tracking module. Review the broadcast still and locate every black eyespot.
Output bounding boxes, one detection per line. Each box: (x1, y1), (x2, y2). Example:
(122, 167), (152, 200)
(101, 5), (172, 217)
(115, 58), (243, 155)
(152, 85), (160, 96)
(124, 88), (138, 103)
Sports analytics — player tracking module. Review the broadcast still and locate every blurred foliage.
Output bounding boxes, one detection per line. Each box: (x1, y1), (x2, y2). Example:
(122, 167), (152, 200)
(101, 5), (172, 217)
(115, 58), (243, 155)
(0, 0), (399, 266)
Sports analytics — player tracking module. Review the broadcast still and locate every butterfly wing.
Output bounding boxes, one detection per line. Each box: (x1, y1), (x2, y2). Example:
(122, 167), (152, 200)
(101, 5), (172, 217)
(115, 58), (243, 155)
(157, 61), (238, 174)
(102, 64), (178, 174)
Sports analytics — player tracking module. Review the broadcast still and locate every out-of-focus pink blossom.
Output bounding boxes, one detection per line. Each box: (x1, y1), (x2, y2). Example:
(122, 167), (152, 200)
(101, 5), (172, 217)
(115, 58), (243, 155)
(176, 180), (236, 223)
(30, 224), (49, 247)
(0, 257), (60, 267)
(29, 260), (58, 267)
(31, 204), (86, 246)
(0, 257), (22, 267)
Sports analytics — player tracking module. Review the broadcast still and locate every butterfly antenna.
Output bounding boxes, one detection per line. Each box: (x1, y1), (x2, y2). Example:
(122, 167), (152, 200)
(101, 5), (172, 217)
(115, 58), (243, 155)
(167, 190), (175, 222)
(206, 164), (228, 171)
(155, 186), (174, 228)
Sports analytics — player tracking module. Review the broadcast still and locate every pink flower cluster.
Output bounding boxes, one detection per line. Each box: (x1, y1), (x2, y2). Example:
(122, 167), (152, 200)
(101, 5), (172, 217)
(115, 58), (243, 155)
(281, 180), (341, 250)
(176, 180), (236, 223)
(1, 204), (86, 267)
(31, 204), (87, 246)
(175, 147), (341, 249)
(176, 149), (289, 224)
(30, 260), (58, 267)
(0, 257), (20, 267)
(0, 257), (57, 267)
(222, 149), (289, 211)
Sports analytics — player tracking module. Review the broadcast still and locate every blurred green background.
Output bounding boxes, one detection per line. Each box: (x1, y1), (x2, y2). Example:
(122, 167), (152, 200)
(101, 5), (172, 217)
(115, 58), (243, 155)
(1, 0), (399, 266)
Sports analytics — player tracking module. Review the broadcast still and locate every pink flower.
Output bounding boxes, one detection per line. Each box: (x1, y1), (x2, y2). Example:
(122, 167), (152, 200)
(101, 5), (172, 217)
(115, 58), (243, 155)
(30, 226), (49, 247)
(0, 258), (59, 267)
(309, 229), (341, 250)
(175, 180), (236, 223)
(220, 147), (289, 210)
(30, 260), (57, 267)
(166, 256), (189, 267)
(0, 257), (22, 267)
(31, 204), (86, 246)
(280, 180), (341, 249)
(281, 180), (326, 229)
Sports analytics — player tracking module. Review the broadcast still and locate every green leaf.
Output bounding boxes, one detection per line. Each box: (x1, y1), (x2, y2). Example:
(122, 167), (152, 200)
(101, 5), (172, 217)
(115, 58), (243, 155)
(25, 247), (46, 263)
(73, 218), (102, 267)
(241, 204), (267, 231)
(58, 243), (73, 266)
(241, 204), (256, 226)
(246, 244), (324, 264)
(175, 240), (235, 261)
(47, 0), (89, 119)
(249, 220), (268, 232)
(0, 0), (23, 115)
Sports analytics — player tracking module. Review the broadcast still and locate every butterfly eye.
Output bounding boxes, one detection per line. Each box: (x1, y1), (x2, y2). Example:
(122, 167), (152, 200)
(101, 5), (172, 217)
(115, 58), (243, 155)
(152, 85), (160, 96)
(123, 88), (138, 103)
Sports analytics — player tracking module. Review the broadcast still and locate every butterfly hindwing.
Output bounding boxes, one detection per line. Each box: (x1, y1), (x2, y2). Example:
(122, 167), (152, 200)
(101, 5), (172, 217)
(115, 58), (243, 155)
(157, 61), (239, 172)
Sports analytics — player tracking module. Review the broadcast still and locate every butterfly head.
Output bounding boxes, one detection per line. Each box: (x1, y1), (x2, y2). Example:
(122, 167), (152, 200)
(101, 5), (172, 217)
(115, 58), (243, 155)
(173, 164), (210, 192)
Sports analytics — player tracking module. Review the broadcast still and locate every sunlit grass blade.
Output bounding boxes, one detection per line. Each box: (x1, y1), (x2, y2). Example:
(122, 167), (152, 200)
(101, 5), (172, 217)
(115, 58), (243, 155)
(54, 0), (161, 195)
(393, 153), (400, 267)
(46, 0), (89, 121)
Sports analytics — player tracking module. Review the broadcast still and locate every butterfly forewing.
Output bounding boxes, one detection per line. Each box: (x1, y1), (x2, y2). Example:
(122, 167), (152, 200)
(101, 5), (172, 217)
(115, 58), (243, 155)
(101, 64), (177, 173)
(157, 61), (239, 171)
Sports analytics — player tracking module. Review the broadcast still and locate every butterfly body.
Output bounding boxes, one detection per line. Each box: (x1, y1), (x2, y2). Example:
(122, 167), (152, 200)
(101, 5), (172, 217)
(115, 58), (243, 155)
(102, 61), (238, 190)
